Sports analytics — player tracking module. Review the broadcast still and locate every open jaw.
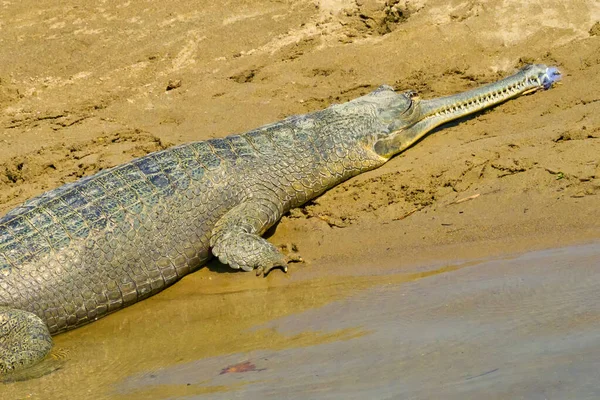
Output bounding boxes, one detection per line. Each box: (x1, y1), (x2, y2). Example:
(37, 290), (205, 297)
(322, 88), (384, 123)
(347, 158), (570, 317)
(375, 64), (562, 158)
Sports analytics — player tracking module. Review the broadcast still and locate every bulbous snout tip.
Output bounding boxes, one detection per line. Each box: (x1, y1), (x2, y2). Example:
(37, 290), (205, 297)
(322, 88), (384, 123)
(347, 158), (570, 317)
(543, 66), (561, 89)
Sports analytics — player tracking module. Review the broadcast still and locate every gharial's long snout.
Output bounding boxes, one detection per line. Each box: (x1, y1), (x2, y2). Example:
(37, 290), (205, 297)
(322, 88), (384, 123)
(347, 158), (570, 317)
(374, 64), (562, 158)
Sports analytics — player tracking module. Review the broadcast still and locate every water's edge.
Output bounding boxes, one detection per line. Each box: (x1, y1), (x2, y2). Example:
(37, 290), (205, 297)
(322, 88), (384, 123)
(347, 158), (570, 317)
(116, 242), (600, 399)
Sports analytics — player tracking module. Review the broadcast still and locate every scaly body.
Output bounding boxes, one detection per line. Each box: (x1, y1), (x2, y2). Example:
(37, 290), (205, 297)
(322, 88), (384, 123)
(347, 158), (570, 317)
(0, 64), (560, 375)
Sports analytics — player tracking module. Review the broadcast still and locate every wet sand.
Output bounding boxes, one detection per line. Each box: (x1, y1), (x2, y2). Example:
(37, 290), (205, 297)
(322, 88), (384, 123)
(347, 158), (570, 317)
(115, 242), (600, 400)
(1, 0), (599, 398)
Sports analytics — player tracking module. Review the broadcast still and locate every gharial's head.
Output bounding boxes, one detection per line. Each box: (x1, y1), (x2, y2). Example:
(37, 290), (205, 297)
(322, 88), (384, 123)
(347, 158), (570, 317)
(347, 64), (561, 160)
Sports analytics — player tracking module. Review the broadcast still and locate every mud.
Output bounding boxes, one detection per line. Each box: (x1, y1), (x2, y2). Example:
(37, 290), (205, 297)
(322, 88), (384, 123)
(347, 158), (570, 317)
(1, 0), (599, 398)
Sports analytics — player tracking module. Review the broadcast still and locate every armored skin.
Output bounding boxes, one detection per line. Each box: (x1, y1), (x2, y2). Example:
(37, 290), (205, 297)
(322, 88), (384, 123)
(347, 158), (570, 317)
(0, 65), (561, 374)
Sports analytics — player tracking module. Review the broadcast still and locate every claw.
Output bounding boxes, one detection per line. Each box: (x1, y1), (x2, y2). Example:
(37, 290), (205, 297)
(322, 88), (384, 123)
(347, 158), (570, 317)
(256, 262), (288, 277)
(286, 254), (304, 263)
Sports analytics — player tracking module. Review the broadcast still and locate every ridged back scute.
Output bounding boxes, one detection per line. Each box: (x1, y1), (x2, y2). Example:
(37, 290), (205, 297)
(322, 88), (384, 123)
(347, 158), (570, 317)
(189, 141), (222, 171)
(0, 143), (215, 275)
(207, 138), (236, 161)
(224, 135), (261, 162)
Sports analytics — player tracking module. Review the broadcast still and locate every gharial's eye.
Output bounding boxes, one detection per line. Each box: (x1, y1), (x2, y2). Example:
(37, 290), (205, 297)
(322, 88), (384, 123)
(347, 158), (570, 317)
(404, 90), (418, 99)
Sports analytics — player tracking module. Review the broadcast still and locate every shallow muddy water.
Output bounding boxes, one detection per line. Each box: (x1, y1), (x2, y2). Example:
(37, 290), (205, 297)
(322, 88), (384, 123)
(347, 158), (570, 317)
(116, 243), (600, 400)
(4, 242), (599, 399)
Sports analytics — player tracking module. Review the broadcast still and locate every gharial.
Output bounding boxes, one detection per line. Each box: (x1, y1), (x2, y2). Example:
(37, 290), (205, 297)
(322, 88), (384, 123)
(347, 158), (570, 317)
(0, 64), (561, 376)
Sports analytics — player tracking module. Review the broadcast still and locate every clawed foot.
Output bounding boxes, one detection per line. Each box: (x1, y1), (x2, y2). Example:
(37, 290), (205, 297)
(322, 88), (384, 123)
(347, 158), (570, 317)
(255, 244), (305, 277)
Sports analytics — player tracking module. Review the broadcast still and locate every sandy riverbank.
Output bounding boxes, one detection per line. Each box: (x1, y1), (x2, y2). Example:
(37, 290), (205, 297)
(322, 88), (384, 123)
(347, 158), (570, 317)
(1, 0), (599, 398)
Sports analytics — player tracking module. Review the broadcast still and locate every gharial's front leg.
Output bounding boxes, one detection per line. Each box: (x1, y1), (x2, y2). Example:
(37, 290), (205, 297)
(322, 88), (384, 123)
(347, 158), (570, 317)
(210, 200), (294, 276)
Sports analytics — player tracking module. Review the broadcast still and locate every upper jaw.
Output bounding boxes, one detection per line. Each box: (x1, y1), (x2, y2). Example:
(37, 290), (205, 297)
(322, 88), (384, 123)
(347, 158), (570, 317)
(372, 64), (561, 159)
(418, 64), (562, 123)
